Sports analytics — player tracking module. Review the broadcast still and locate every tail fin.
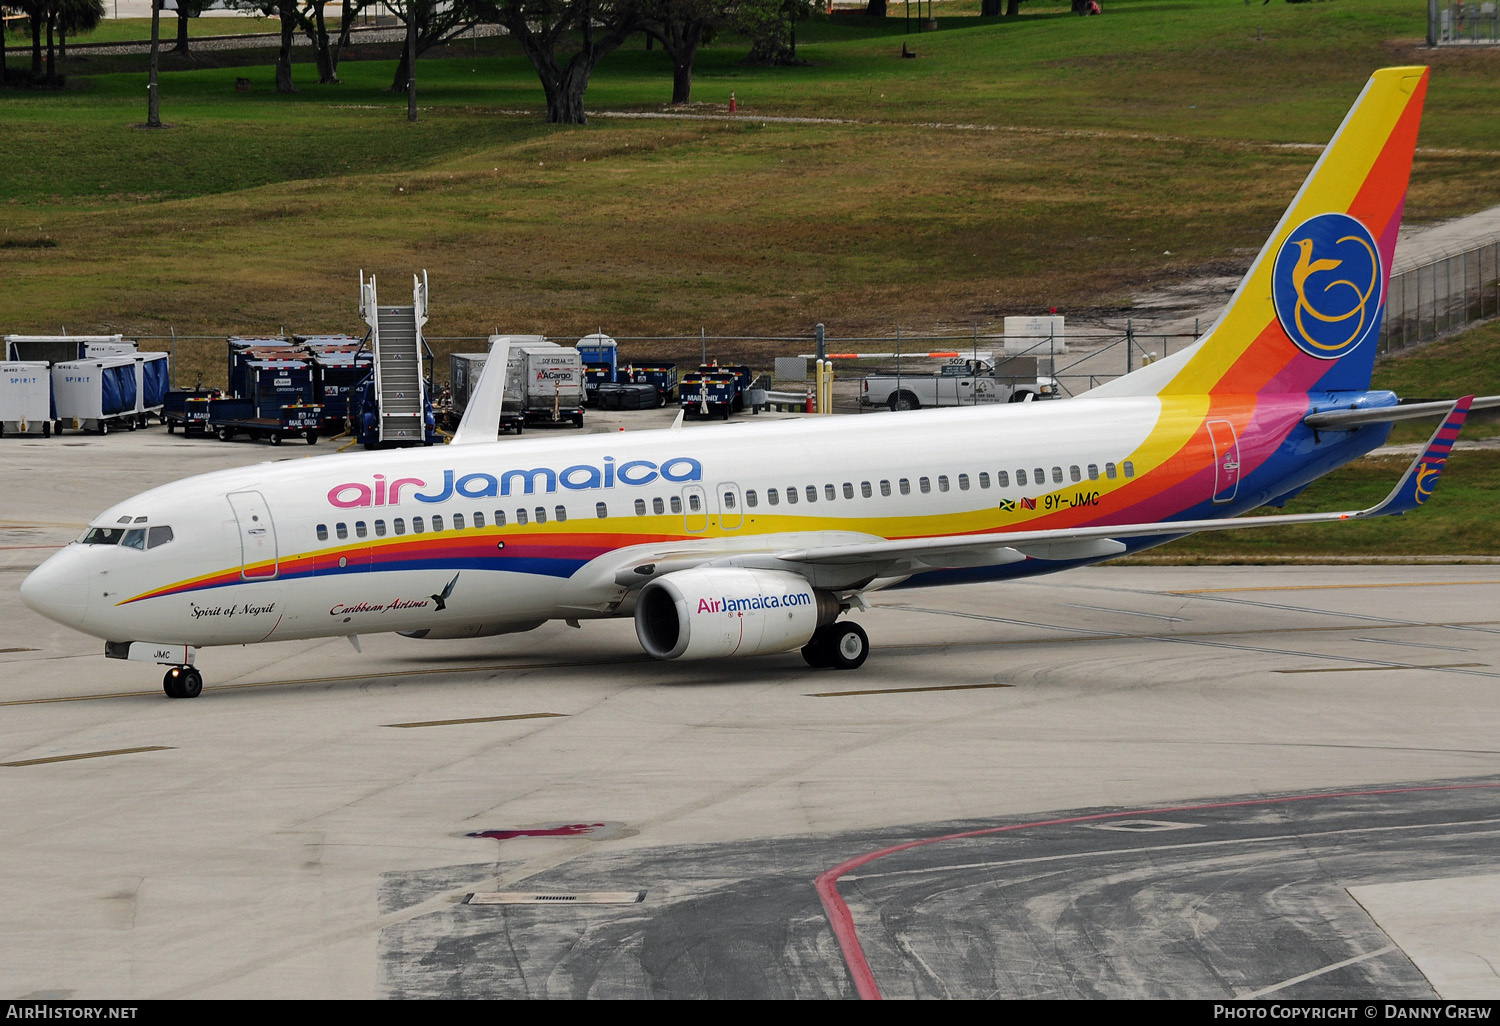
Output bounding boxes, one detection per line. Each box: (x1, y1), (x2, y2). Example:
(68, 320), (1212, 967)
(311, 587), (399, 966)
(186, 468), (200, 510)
(1095, 66), (1429, 399)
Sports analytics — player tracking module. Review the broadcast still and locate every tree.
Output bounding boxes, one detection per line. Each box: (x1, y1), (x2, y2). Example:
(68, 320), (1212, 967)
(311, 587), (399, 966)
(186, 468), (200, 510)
(385, 0), (482, 94)
(227, 0), (301, 92)
(147, 0), (162, 123)
(170, 0), (211, 54)
(637, 0), (728, 104)
(736, 0), (814, 66)
(478, 0), (643, 124)
(55, 0), (104, 63)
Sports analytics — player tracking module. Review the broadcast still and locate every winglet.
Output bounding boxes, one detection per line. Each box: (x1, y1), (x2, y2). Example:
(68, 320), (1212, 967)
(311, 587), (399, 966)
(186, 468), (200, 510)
(1360, 396), (1473, 517)
(450, 336), (512, 445)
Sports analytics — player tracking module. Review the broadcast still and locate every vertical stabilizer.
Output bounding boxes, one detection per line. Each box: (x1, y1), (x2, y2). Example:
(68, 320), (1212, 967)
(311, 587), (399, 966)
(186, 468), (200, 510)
(1092, 67), (1429, 399)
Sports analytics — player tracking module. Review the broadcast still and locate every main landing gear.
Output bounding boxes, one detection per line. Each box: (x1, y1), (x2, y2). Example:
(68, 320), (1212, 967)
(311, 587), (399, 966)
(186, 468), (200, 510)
(801, 620), (870, 671)
(163, 665), (203, 699)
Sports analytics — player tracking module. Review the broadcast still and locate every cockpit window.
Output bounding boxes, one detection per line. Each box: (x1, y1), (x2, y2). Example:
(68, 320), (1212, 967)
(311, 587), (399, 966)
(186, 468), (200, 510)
(81, 527), (125, 545)
(121, 529), (147, 550)
(147, 526), (174, 549)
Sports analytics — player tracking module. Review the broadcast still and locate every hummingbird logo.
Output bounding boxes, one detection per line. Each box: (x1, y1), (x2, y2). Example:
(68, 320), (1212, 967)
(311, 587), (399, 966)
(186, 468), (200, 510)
(430, 572), (460, 612)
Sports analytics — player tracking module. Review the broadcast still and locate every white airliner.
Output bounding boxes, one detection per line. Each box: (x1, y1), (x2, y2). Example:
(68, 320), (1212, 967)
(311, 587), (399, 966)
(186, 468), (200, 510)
(18, 66), (1499, 698)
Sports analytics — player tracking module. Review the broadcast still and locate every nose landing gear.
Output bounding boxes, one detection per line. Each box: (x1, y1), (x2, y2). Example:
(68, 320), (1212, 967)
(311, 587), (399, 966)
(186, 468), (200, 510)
(163, 665), (203, 699)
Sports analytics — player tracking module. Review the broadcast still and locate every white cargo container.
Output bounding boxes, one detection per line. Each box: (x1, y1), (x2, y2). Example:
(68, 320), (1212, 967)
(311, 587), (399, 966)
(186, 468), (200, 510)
(0, 361), (53, 437)
(52, 356), (143, 434)
(133, 352), (171, 424)
(516, 344), (585, 427)
(5, 334), (135, 363)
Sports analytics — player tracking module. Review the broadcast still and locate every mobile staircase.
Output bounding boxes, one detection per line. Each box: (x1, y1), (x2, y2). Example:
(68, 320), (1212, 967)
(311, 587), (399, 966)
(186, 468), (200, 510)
(357, 270), (436, 448)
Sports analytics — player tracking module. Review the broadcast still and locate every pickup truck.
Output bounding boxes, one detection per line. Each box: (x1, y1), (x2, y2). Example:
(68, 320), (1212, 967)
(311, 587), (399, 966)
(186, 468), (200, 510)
(859, 357), (1059, 411)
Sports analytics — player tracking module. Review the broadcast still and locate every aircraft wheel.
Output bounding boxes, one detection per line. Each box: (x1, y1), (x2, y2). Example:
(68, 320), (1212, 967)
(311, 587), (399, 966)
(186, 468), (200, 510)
(801, 631), (833, 669)
(827, 621), (869, 670)
(164, 666), (202, 699)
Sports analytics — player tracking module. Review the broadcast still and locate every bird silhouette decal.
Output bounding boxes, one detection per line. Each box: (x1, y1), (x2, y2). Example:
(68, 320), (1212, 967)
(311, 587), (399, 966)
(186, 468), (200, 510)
(431, 572), (460, 612)
(1289, 234), (1376, 351)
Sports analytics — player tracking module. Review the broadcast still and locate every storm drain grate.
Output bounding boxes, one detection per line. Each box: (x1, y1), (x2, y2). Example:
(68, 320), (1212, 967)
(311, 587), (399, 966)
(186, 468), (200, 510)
(465, 891), (646, 905)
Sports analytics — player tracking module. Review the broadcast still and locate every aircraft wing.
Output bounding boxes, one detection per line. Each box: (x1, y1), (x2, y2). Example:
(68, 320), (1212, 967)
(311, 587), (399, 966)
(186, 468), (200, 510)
(1304, 394), (1500, 429)
(774, 397), (1474, 576)
(449, 335), (511, 445)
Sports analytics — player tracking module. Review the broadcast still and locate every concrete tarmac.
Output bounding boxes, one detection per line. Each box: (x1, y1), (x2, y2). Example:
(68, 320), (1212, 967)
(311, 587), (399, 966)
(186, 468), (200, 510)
(3, 423), (1500, 999)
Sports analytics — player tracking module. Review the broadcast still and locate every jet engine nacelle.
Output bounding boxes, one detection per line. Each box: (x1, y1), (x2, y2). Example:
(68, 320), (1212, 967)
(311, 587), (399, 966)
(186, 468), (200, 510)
(634, 567), (836, 660)
(399, 619), (546, 640)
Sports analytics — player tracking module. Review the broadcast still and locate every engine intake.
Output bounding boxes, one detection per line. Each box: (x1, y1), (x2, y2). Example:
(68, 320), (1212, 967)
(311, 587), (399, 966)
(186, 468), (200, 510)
(635, 567), (836, 660)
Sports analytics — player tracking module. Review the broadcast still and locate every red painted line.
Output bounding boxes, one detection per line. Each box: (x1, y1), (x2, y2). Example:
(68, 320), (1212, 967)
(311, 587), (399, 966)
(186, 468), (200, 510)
(815, 782), (1500, 1000)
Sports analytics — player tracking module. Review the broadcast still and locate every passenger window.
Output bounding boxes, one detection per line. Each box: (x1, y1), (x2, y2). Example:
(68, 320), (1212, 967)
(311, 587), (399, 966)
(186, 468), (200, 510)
(516, 509), (529, 525)
(1052, 467), (1063, 485)
(1106, 462), (1118, 480)
(842, 482), (854, 499)
(825, 484), (836, 501)
(899, 478), (910, 495)
(786, 487), (798, 504)
(355, 521), (368, 538)
(555, 506), (567, 522)
(1088, 464), (1100, 481)
(147, 525), (174, 549)
(689, 494), (701, 512)
(979, 473), (990, 489)
(806, 485), (818, 503)
(997, 471), (1009, 488)
(861, 481), (872, 498)
(880, 480), (892, 497)
(473, 512), (484, 528)
(534, 507), (546, 524)
(596, 502), (608, 519)
(336, 523), (348, 540)
(412, 517), (425, 534)
(394, 518), (406, 535)
(316, 524), (328, 541)
(1070, 466), (1081, 483)
(723, 491), (736, 509)
(653, 497), (665, 515)
(768, 488), (780, 506)
(432, 515), (444, 532)
(746, 490), (758, 508)
(635, 499), (647, 516)
(1123, 461), (1136, 478)
(937, 475), (950, 492)
(493, 510), (506, 527)
(919, 477), (931, 494)
(453, 513), (465, 531)
(1034, 468), (1045, 485)
(375, 520), (387, 537)
(1016, 469), (1027, 487)
(670, 496), (682, 514)
(121, 528), (146, 550)
(958, 474), (969, 491)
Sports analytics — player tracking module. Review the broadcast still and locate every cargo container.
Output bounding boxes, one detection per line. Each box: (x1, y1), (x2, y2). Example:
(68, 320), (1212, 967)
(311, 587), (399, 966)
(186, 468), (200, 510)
(6, 335), (134, 364)
(51, 356), (142, 434)
(0, 361), (53, 437)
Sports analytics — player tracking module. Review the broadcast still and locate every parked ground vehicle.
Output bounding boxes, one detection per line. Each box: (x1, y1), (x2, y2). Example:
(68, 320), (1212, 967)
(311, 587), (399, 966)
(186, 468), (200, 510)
(626, 363), (679, 406)
(859, 356), (1060, 411)
(207, 397), (323, 445)
(512, 344), (586, 428)
(162, 389), (221, 435)
(679, 367), (742, 419)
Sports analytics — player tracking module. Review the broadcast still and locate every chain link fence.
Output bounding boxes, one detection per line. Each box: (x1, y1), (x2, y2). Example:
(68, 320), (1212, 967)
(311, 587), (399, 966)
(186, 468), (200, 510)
(1380, 239), (1500, 354)
(1428, 0), (1500, 44)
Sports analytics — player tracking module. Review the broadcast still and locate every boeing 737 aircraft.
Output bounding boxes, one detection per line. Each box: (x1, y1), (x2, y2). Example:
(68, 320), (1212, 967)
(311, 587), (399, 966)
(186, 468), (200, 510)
(19, 66), (1499, 697)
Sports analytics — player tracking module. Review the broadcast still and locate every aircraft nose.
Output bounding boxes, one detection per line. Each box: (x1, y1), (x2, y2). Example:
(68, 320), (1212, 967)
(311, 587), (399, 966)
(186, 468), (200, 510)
(20, 548), (90, 629)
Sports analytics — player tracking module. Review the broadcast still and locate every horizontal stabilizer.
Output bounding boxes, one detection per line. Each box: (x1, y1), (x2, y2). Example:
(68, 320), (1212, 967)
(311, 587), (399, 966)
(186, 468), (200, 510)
(1304, 394), (1500, 429)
